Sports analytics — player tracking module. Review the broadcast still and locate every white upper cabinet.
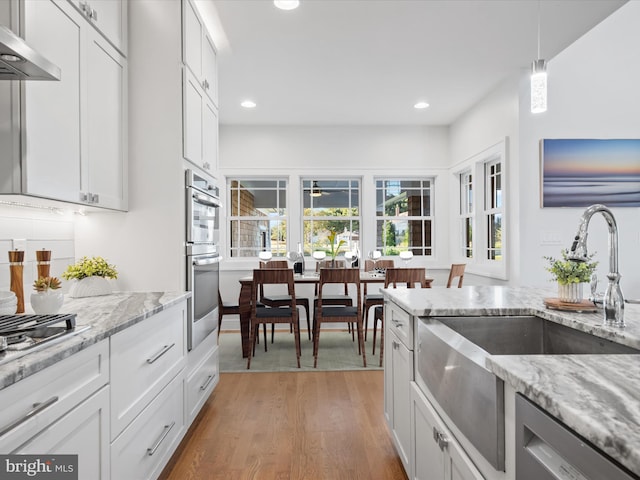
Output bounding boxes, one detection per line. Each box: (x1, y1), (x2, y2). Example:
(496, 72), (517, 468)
(70, 0), (127, 54)
(183, 0), (218, 106)
(23, 0), (128, 210)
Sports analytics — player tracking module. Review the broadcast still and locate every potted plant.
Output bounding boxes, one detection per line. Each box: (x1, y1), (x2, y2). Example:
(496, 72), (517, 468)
(544, 249), (598, 303)
(31, 276), (64, 314)
(327, 230), (346, 267)
(62, 256), (118, 298)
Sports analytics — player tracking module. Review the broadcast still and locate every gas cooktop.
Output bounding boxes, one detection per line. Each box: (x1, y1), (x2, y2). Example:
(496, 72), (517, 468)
(0, 313), (90, 367)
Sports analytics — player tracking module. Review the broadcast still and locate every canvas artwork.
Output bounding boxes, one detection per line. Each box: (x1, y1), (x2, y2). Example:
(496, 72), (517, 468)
(541, 139), (640, 208)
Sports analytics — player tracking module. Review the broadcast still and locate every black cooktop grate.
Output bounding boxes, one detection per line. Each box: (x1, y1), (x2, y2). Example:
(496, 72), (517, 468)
(0, 313), (77, 335)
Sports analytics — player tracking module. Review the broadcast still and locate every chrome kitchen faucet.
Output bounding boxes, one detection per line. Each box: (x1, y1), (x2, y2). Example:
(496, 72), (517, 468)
(569, 204), (625, 327)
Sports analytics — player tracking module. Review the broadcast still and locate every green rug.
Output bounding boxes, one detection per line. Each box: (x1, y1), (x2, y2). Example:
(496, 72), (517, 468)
(218, 329), (383, 372)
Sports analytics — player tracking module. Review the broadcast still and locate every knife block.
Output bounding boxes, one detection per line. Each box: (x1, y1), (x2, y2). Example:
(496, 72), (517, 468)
(9, 250), (25, 314)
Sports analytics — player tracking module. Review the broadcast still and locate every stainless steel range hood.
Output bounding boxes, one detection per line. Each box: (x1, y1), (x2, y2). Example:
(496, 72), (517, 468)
(0, 24), (60, 81)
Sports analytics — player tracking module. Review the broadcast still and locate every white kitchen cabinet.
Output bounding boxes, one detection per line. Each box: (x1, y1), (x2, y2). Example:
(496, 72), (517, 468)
(110, 301), (186, 440)
(411, 383), (484, 480)
(183, 67), (218, 173)
(186, 330), (219, 423)
(384, 301), (414, 476)
(0, 341), (110, 476)
(183, 0), (217, 106)
(70, 0), (127, 54)
(15, 387), (110, 480)
(22, 0), (127, 210)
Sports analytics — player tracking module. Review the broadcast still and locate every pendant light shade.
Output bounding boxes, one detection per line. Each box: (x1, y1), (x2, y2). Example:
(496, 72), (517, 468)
(531, 59), (547, 114)
(311, 181), (322, 197)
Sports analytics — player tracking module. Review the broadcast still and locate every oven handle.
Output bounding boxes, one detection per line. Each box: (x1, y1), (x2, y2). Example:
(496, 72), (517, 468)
(193, 255), (222, 266)
(191, 190), (221, 208)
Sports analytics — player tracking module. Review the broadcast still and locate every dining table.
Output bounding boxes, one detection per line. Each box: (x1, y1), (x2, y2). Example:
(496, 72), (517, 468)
(236, 271), (433, 357)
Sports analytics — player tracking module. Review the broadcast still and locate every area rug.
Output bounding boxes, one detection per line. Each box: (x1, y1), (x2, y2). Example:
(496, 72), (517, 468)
(218, 329), (383, 372)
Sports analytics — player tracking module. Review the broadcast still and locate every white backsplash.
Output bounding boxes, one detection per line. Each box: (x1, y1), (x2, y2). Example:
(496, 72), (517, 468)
(0, 206), (75, 295)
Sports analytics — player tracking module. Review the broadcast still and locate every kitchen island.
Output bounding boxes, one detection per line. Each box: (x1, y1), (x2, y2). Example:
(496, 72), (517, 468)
(382, 285), (640, 479)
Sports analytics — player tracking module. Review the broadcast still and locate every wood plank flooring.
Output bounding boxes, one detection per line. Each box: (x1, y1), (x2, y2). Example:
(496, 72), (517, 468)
(158, 371), (407, 480)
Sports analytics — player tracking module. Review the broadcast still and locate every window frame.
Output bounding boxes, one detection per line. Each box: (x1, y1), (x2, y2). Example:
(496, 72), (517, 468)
(227, 177), (289, 258)
(459, 170), (474, 259)
(374, 177), (435, 257)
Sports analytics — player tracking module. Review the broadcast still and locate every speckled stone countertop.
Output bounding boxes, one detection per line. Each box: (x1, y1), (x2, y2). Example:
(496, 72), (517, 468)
(0, 291), (190, 391)
(383, 286), (640, 475)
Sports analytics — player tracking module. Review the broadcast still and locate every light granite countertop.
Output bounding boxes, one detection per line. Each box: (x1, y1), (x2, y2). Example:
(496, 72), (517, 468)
(0, 291), (190, 390)
(383, 286), (640, 476)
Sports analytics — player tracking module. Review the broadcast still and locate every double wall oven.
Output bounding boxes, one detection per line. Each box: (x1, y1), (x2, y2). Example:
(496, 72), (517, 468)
(186, 169), (221, 351)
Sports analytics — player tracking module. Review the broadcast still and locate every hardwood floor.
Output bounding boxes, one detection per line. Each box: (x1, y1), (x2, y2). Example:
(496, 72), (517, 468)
(159, 371), (407, 480)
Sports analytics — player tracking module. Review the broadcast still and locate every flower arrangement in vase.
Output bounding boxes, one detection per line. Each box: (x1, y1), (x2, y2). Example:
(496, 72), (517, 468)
(31, 276), (64, 314)
(62, 256), (118, 298)
(327, 230), (346, 267)
(544, 249), (598, 303)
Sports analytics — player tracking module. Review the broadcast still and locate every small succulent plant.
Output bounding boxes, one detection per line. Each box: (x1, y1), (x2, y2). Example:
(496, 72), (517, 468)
(33, 276), (62, 292)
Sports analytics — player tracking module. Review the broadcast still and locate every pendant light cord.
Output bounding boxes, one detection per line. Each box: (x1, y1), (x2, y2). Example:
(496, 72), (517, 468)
(537, 0), (541, 60)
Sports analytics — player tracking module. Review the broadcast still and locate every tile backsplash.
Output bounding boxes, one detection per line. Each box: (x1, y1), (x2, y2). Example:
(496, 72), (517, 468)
(0, 206), (75, 295)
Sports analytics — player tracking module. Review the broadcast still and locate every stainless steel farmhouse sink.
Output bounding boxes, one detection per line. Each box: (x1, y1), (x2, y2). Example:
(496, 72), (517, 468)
(416, 316), (640, 471)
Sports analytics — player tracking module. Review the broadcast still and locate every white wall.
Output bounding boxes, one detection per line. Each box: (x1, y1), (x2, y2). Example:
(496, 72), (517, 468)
(518, 0), (640, 297)
(75, 0), (186, 292)
(218, 125), (452, 302)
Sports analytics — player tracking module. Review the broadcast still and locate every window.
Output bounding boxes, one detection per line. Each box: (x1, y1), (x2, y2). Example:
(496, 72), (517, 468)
(375, 179), (433, 256)
(228, 179), (287, 257)
(484, 160), (503, 260)
(460, 171), (473, 258)
(302, 179), (360, 256)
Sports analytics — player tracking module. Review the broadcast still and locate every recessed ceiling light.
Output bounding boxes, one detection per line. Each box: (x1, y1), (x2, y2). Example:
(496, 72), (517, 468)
(414, 102), (430, 109)
(274, 0), (300, 10)
(241, 100), (257, 108)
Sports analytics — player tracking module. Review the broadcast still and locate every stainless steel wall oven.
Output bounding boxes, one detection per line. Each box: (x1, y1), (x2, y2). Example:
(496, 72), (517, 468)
(186, 169), (221, 351)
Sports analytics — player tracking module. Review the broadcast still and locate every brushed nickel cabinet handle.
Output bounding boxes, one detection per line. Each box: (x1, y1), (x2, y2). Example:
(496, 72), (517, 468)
(146, 343), (175, 364)
(147, 421), (175, 456)
(200, 374), (215, 391)
(0, 396), (59, 437)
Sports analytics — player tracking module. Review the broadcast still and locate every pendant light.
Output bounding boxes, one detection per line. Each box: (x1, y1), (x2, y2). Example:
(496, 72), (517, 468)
(311, 181), (323, 197)
(531, 1), (547, 113)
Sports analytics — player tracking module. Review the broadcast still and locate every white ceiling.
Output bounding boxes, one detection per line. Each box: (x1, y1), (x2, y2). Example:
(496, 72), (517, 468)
(207, 0), (626, 126)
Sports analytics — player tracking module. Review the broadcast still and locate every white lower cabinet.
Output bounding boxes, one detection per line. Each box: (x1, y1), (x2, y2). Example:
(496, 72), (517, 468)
(411, 383), (484, 480)
(111, 373), (185, 480)
(384, 302), (413, 475)
(186, 330), (219, 423)
(15, 386), (110, 480)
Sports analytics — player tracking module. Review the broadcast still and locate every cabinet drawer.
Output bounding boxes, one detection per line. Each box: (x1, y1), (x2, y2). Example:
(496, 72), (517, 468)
(386, 301), (413, 350)
(110, 302), (186, 439)
(186, 344), (218, 422)
(111, 373), (185, 480)
(0, 341), (109, 452)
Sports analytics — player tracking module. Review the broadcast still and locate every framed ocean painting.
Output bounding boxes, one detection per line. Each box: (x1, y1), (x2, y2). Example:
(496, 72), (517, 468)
(541, 139), (640, 207)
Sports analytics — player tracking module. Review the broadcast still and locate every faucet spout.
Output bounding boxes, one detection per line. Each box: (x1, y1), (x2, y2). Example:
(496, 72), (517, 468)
(569, 204), (624, 327)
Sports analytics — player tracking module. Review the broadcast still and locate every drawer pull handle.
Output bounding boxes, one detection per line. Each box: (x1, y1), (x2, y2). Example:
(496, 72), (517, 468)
(391, 319), (403, 328)
(0, 396), (59, 438)
(392, 340), (400, 350)
(200, 374), (215, 391)
(146, 343), (175, 364)
(147, 421), (176, 456)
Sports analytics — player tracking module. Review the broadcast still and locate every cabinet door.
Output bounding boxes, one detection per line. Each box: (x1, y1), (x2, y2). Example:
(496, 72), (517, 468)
(183, 68), (204, 168)
(23, 0), (82, 203)
(86, 0), (125, 53)
(412, 384), (446, 480)
(202, 34), (217, 105)
(391, 334), (412, 473)
(15, 387), (110, 480)
(448, 442), (485, 480)
(202, 99), (218, 173)
(85, 30), (127, 210)
(183, 0), (203, 78)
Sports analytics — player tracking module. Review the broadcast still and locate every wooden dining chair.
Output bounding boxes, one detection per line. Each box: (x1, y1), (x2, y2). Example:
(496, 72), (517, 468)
(218, 291), (240, 338)
(373, 267), (427, 367)
(312, 259), (354, 334)
(446, 263), (466, 288)
(259, 260), (311, 342)
(247, 268), (301, 369)
(314, 267), (365, 368)
(362, 259), (394, 341)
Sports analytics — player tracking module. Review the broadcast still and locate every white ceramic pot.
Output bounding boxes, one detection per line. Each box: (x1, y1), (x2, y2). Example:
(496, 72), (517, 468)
(30, 291), (64, 314)
(68, 277), (112, 298)
(558, 282), (583, 303)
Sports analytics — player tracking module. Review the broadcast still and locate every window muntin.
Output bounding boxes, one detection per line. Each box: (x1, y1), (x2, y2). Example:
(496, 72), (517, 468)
(302, 179), (360, 256)
(228, 179), (287, 257)
(375, 179), (433, 256)
(460, 171), (473, 258)
(484, 161), (503, 261)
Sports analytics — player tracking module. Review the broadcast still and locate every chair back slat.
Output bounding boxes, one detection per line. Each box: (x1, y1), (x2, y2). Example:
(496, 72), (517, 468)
(251, 268), (296, 314)
(364, 259), (394, 271)
(260, 260), (289, 269)
(384, 267), (428, 289)
(446, 263), (466, 288)
(318, 267), (361, 306)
